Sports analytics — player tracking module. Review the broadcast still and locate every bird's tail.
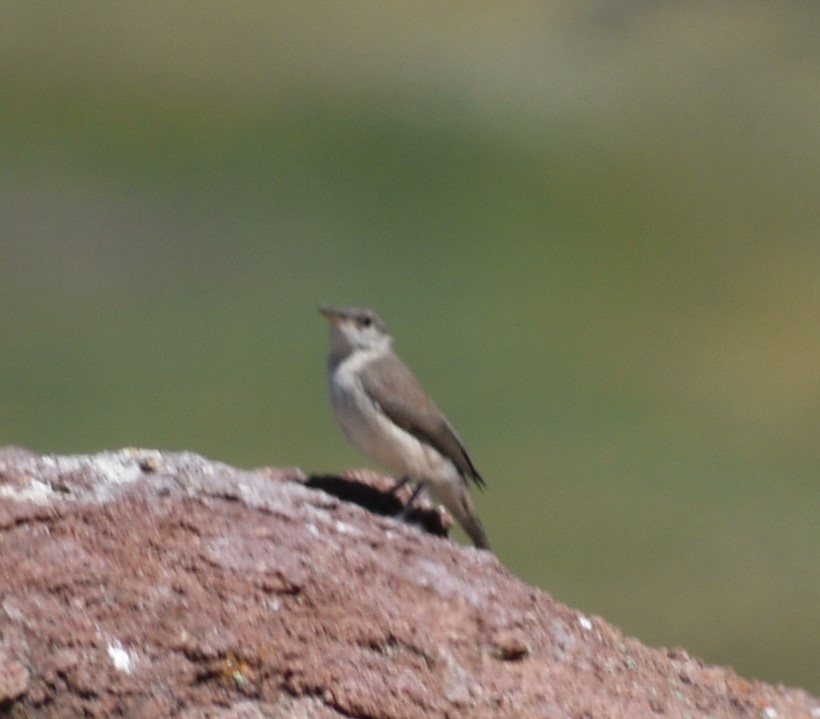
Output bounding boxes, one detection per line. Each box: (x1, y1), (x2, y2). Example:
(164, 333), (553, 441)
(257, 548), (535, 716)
(447, 483), (491, 551)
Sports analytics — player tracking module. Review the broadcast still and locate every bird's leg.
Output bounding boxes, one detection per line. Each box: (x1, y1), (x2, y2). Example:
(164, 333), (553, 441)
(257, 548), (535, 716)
(399, 483), (425, 518)
(388, 476), (424, 518)
(388, 476), (410, 494)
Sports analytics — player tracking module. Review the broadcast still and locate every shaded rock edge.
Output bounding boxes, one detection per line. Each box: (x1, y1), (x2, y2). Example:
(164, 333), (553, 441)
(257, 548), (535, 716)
(0, 447), (816, 719)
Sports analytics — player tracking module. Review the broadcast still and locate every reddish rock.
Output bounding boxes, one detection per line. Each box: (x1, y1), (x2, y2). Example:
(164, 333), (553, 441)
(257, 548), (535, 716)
(0, 447), (816, 718)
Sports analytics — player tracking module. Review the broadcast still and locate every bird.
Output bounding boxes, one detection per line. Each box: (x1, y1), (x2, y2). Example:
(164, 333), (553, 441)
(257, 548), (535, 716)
(319, 305), (490, 550)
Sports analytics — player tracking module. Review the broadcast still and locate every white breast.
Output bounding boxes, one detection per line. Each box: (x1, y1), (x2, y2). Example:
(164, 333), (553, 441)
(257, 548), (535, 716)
(328, 350), (459, 492)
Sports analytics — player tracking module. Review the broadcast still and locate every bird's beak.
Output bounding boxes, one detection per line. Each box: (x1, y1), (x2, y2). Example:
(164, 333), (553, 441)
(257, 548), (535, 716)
(319, 306), (344, 325)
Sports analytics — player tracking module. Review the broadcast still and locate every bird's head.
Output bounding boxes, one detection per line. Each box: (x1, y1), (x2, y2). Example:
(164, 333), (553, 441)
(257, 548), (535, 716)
(319, 305), (393, 356)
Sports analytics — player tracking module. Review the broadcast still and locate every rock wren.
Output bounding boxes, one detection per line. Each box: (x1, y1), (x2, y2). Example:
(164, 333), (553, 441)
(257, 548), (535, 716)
(319, 305), (490, 550)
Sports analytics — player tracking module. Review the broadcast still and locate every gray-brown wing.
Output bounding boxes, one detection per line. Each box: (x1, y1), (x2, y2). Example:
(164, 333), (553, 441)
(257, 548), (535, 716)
(360, 353), (485, 488)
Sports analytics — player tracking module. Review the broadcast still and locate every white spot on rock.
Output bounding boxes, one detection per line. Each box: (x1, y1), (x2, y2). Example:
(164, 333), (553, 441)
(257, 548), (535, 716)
(0, 479), (55, 504)
(107, 640), (136, 673)
(333, 520), (358, 535)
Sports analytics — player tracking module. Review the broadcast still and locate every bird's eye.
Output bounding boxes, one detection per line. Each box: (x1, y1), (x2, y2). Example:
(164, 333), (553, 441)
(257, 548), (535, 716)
(360, 316), (372, 328)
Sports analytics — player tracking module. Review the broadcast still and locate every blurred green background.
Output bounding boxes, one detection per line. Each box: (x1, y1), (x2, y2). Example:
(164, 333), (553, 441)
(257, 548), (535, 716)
(1, 1), (818, 694)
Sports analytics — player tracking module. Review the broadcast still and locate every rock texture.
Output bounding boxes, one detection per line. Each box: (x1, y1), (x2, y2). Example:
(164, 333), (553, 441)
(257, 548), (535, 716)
(0, 447), (816, 719)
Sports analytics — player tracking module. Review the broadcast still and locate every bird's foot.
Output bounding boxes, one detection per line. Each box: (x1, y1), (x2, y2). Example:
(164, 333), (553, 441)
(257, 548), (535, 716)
(396, 483), (425, 519)
(388, 476), (410, 494)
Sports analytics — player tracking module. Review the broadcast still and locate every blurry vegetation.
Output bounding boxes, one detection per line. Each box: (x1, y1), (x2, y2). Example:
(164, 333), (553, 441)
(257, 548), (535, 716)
(1, 1), (818, 693)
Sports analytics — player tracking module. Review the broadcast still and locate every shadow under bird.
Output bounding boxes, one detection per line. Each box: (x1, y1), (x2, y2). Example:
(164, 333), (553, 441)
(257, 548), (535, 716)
(319, 305), (490, 550)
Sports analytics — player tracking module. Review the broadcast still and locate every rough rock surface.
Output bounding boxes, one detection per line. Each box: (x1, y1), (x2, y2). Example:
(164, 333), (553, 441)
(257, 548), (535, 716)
(0, 447), (816, 719)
